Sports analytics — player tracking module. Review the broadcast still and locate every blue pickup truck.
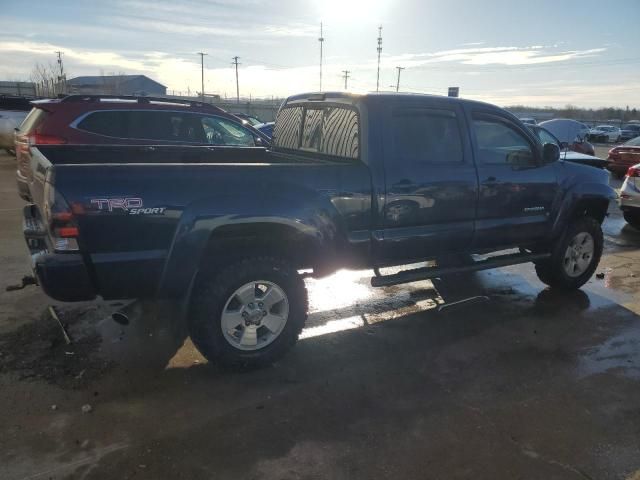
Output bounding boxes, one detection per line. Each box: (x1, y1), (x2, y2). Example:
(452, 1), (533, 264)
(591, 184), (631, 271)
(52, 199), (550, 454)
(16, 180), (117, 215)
(20, 92), (616, 367)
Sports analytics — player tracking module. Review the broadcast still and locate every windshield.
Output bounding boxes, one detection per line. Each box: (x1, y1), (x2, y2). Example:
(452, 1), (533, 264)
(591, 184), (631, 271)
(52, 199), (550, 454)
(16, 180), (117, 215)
(624, 137), (640, 146)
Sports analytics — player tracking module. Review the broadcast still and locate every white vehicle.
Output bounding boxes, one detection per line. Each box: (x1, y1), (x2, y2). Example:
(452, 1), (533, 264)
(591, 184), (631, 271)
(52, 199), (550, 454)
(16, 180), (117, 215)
(0, 109), (29, 155)
(620, 163), (640, 229)
(589, 125), (622, 143)
(539, 118), (591, 147)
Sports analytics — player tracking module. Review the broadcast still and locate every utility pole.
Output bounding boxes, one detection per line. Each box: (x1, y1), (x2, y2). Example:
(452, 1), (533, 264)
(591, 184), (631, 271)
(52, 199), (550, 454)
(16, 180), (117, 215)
(232, 56), (241, 104)
(318, 22), (324, 92)
(197, 52), (207, 100)
(342, 70), (350, 90)
(55, 51), (65, 94)
(376, 25), (382, 92)
(395, 66), (404, 92)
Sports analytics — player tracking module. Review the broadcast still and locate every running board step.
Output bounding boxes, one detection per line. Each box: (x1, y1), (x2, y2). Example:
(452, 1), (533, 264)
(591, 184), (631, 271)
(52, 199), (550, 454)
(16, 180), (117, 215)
(370, 252), (551, 288)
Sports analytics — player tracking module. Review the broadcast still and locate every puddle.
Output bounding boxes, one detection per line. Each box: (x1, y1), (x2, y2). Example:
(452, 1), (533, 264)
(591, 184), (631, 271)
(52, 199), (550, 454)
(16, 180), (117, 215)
(577, 324), (640, 380)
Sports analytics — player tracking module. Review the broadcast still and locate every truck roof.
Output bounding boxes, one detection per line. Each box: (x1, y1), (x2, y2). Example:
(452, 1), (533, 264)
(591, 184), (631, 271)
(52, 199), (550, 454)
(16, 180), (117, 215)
(282, 91), (499, 111)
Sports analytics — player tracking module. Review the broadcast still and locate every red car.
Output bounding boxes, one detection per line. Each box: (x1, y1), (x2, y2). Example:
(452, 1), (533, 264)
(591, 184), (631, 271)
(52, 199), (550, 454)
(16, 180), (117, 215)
(607, 137), (640, 178)
(15, 95), (270, 201)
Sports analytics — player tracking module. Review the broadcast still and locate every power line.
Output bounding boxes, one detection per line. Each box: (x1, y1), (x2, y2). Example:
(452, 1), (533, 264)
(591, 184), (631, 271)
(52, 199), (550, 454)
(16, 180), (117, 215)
(376, 25), (382, 92)
(395, 66), (404, 92)
(342, 70), (351, 90)
(319, 22), (325, 92)
(232, 56), (241, 103)
(196, 52), (207, 100)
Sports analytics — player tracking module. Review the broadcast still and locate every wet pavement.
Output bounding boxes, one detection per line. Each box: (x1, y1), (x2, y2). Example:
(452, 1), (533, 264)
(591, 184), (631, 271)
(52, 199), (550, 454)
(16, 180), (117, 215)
(1, 152), (639, 479)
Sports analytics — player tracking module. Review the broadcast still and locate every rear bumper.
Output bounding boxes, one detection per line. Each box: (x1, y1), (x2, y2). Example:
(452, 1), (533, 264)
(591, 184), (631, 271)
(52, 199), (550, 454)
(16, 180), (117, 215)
(34, 253), (97, 302)
(23, 204), (96, 302)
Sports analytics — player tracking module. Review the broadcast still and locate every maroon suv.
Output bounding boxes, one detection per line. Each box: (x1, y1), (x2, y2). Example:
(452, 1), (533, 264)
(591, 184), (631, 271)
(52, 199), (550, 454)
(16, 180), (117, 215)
(15, 95), (270, 201)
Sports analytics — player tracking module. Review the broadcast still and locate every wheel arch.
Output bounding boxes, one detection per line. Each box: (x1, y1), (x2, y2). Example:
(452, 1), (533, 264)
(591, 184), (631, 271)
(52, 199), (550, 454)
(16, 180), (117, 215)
(550, 182), (616, 239)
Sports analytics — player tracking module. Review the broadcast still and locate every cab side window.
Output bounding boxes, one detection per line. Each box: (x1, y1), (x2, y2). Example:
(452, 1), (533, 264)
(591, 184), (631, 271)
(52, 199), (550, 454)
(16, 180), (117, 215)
(473, 117), (536, 167)
(392, 109), (464, 164)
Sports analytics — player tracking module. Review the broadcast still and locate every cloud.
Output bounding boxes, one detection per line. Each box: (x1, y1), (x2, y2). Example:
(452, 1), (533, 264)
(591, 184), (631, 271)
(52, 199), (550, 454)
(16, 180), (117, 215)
(0, 41), (150, 71)
(108, 15), (317, 39)
(382, 46), (606, 68)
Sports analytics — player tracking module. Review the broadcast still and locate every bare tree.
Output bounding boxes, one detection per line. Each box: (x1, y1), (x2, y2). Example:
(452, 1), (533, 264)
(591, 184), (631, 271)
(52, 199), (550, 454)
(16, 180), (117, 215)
(30, 61), (68, 97)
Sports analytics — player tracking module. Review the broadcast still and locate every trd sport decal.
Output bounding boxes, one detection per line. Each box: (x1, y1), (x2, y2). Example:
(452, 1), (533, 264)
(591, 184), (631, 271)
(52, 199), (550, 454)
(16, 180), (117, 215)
(90, 198), (166, 215)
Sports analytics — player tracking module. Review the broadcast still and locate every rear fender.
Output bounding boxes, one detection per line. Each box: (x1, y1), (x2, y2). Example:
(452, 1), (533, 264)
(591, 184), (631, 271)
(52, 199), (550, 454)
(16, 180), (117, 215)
(156, 193), (344, 298)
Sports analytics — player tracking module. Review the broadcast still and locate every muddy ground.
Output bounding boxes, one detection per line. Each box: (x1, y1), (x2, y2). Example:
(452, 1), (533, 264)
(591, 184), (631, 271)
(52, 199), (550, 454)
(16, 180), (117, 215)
(1, 150), (639, 480)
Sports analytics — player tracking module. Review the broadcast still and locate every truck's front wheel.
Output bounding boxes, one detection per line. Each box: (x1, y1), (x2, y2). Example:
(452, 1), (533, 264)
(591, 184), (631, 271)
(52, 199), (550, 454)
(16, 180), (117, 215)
(535, 217), (603, 290)
(189, 257), (308, 368)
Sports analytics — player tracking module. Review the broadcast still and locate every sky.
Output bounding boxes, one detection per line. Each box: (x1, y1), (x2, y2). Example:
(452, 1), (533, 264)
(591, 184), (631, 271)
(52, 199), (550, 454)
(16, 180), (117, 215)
(1, 0), (638, 108)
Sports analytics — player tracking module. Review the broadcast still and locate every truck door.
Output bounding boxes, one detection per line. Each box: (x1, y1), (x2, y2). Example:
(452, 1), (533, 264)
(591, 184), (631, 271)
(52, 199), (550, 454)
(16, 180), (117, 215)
(378, 105), (478, 264)
(470, 111), (558, 249)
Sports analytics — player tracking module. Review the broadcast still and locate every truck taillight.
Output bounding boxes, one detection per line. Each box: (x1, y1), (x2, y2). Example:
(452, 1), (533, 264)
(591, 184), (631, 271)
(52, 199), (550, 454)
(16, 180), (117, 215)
(626, 166), (640, 178)
(43, 180), (79, 252)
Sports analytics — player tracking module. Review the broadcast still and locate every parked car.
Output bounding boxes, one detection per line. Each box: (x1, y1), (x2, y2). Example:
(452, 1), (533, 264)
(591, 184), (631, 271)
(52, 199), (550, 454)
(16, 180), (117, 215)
(527, 125), (608, 169)
(539, 119), (595, 156)
(607, 136), (640, 178)
(588, 125), (622, 143)
(231, 112), (263, 126)
(0, 96), (32, 155)
(14, 95), (270, 201)
(20, 92), (615, 367)
(519, 117), (537, 125)
(619, 163), (640, 229)
(619, 124), (640, 142)
(255, 121), (274, 139)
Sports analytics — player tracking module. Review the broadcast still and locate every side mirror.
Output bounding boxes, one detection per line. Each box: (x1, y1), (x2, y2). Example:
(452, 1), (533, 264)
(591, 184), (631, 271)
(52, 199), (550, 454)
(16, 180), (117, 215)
(543, 142), (560, 163)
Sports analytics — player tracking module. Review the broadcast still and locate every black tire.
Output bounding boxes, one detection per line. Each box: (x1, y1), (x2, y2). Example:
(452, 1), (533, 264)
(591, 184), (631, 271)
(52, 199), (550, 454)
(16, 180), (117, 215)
(623, 211), (640, 230)
(535, 217), (603, 290)
(189, 257), (308, 369)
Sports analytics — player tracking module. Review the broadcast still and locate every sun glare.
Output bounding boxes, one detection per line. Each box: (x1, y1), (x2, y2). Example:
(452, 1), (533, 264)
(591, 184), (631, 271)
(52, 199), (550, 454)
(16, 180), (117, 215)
(318, 0), (389, 23)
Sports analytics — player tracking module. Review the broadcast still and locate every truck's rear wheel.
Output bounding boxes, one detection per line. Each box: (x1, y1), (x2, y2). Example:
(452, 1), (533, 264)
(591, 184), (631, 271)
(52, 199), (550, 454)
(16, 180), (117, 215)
(189, 257), (308, 368)
(535, 217), (603, 290)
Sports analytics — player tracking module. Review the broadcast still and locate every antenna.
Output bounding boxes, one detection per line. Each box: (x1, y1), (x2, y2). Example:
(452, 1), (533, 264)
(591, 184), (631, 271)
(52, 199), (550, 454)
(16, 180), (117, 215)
(197, 52), (207, 100)
(376, 25), (382, 92)
(342, 70), (351, 90)
(55, 51), (66, 94)
(232, 56), (241, 104)
(319, 22), (325, 92)
(395, 66), (405, 92)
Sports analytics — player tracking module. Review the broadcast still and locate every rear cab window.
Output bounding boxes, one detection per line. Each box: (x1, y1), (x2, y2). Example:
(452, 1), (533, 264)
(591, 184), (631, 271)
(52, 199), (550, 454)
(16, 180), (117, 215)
(273, 104), (359, 160)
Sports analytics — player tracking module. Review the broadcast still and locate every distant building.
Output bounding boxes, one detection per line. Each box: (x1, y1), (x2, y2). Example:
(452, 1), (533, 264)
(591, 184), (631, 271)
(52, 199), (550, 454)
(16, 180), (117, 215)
(67, 75), (166, 96)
